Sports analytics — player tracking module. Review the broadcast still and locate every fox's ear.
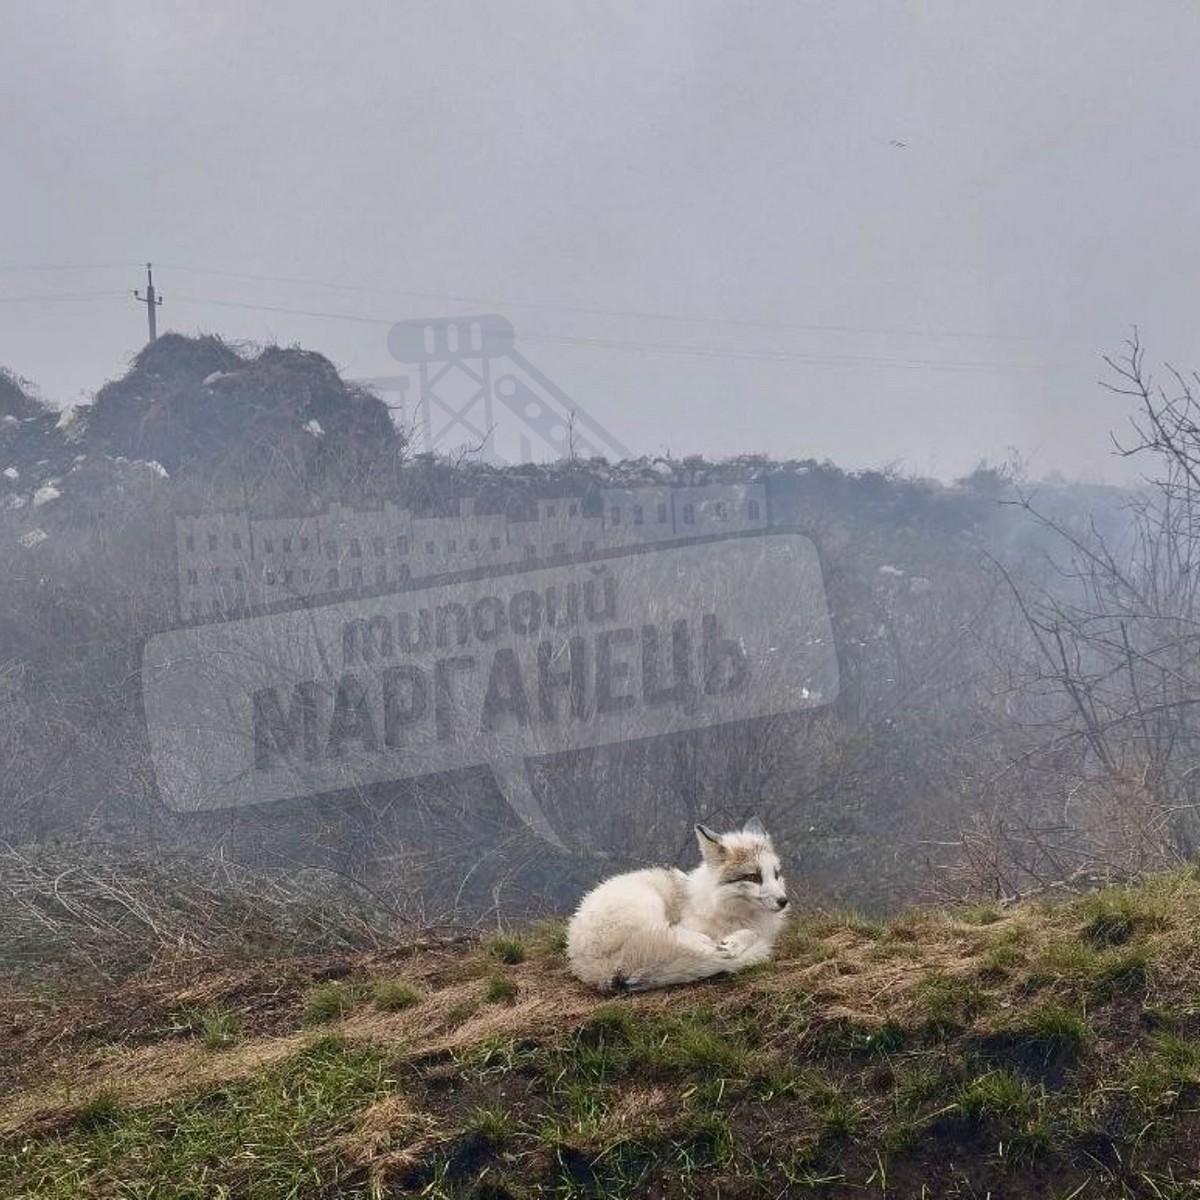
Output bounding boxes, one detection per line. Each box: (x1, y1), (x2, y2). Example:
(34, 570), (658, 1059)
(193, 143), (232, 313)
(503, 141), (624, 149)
(743, 816), (768, 839)
(695, 823), (725, 862)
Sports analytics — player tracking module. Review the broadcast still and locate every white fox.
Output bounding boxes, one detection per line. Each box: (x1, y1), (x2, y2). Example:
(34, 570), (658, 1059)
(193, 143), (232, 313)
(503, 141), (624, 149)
(566, 817), (789, 992)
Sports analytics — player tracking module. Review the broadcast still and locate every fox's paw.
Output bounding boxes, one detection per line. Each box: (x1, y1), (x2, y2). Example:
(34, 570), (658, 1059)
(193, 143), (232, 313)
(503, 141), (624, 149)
(716, 929), (760, 958)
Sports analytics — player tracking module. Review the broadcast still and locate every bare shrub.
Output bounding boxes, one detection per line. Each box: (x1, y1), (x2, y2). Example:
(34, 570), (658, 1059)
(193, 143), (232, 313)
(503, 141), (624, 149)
(936, 334), (1200, 900)
(0, 841), (449, 982)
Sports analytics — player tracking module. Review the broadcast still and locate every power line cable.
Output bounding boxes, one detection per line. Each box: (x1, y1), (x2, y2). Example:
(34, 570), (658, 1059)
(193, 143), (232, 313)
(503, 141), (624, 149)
(159, 261), (1055, 346)
(0, 263), (141, 275)
(0, 291), (128, 304)
(522, 331), (1066, 374)
(169, 292), (1065, 374)
(171, 293), (393, 324)
(0, 259), (1076, 352)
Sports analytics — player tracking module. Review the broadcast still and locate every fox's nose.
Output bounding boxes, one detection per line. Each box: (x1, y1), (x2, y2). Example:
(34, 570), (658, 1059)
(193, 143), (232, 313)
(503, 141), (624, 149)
(776, 897), (789, 910)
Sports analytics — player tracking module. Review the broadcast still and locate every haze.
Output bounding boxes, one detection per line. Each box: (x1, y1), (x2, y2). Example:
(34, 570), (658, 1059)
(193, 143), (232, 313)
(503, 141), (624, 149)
(4, 1), (1199, 482)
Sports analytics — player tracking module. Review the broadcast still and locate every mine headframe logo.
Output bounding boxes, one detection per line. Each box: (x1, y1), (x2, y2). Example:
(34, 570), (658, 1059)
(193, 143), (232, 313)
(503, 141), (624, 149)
(362, 315), (632, 464)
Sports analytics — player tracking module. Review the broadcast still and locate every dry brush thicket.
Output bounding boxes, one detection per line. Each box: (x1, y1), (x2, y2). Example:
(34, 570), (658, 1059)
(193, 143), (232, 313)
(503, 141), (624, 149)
(1, 335), (1195, 944)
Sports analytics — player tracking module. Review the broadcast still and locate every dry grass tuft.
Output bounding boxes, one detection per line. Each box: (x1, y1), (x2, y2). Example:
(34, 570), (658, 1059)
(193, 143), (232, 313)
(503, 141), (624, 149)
(338, 1094), (442, 1174)
(0, 1034), (306, 1136)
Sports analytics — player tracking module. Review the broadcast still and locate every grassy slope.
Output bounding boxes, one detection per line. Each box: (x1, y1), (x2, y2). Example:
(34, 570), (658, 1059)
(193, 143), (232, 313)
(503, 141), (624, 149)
(5, 877), (1200, 1198)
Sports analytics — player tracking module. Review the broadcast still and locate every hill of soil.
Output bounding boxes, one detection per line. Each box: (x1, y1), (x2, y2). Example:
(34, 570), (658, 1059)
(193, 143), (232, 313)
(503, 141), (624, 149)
(4, 867), (1200, 1198)
(77, 333), (404, 501)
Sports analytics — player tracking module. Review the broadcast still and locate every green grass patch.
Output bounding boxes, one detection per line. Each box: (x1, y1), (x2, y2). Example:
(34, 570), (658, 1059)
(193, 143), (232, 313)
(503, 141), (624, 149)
(914, 972), (988, 1035)
(453, 1034), (539, 1081)
(1033, 940), (1150, 1000)
(74, 1090), (123, 1132)
(639, 1010), (751, 1077)
(811, 1016), (908, 1056)
(763, 988), (818, 1039)
(1122, 1032), (1200, 1114)
(954, 1068), (1057, 1163)
(865, 938), (925, 963)
(743, 1061), (809, 1102)
(683, 1104), (738, 1168)
(986, 1001), (1088, 1062)
(167, 1004), (242, 1048)
(959, 903), (1004, 926)
(552, 1004), (753, 1086)
(886, 909), (931, 940)
(483, 932), (527, 965)
(1076, 887), (1169, 947)
(372, 977), (422, 1012)
(482, 970), (519, 1004)
(978, 940), (1027, 979)
(527, 918), (569, 958)
(302, 981), (356, 1024)
(466, 1104), (519, 1142)
(538, 1079), (616, 1147)
(775, 924), (838, 965)
(1142, 998), (1200, 1032)
(891, 1055), (958, 1113)
(814, 1089), (866, 1141)
(809, 910), (888, 939)
(200, 1007), (242, 1049)
(762, 1068), (867, 1142)
(0, 1039), (398, 1200)
(958, 1068), (1043, 1121)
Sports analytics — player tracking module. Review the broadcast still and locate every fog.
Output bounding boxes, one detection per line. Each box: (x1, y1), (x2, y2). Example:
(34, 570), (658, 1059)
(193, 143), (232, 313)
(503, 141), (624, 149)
(12, 13), (1200, 1192)
(5, 2), (1200, 481)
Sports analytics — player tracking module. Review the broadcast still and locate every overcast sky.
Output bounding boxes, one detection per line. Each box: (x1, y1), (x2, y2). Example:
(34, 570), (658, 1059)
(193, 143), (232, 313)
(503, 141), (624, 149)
(3, 1), (1200, 482)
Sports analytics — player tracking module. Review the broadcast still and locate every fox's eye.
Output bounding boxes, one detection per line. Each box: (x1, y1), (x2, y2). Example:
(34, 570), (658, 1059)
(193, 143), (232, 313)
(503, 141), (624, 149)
(738, 871), (762, 885)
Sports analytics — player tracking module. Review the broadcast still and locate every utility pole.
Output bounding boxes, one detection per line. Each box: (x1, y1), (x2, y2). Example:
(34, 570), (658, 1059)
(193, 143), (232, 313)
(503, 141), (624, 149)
(133, 262), (163, 342)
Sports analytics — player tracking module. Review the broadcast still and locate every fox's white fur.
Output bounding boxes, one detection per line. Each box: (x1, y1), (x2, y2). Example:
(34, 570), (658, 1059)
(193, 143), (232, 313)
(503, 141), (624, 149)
(566, 818), (788, 992)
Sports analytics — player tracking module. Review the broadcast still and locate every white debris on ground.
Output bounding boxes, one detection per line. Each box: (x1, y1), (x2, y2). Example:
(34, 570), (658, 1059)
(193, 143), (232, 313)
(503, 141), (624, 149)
(303, 419), (325, 437)
(3, 494), (27, 510)
(202, 371), (233, 386)
(3, 467), (17, 481)
(877, 564), (933, 595)
(18, 528), (48, 548)
(32, 484), (61, 507)
(143, 460), (170, 478)
(55, 405), (86, 441)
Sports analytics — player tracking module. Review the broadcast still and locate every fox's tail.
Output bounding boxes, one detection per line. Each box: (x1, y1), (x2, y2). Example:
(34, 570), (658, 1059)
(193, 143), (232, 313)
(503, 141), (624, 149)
(574, 925), (771, 993)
